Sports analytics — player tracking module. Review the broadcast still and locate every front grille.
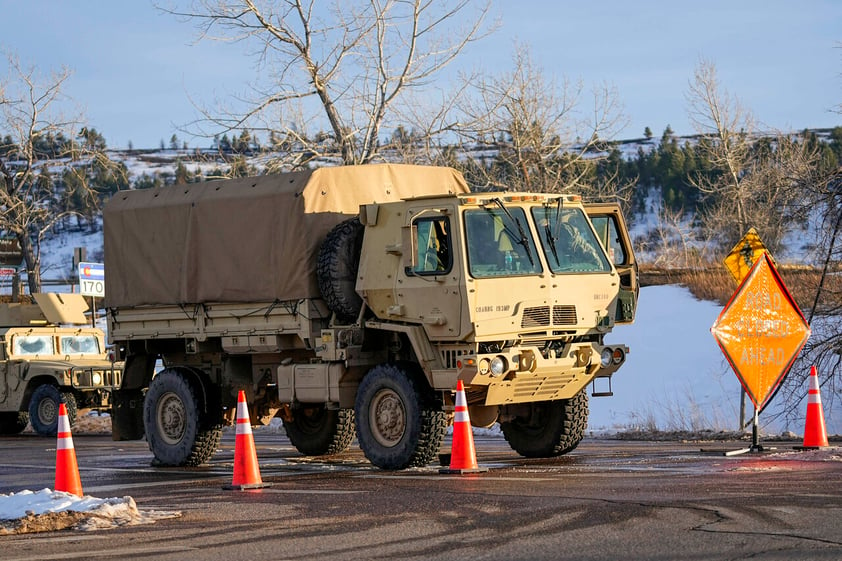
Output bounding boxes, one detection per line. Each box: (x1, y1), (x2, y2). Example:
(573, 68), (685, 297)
(521, 306), (550, 328)
(521, 305), (578, 328)
(441, 348), (467, 369)
(553, 305), (578, 325)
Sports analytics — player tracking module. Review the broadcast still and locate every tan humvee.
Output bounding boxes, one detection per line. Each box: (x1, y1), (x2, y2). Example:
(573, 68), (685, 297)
(0, 293), (122, 436)
(105, 164), (637, 469)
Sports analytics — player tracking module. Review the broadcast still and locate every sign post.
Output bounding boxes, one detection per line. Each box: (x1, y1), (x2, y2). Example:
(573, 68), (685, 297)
(78, 262), (105, 328)
(711, 253), (810, 453)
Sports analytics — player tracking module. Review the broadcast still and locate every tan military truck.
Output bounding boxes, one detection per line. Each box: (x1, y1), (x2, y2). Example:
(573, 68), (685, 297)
(0, 293), (122, 436)
(104, 164), (637, 469)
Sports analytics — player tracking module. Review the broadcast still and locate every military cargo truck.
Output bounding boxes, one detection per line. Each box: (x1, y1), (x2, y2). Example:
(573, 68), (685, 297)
(0, 293), (122, 436)
(104, 164), (637, 469)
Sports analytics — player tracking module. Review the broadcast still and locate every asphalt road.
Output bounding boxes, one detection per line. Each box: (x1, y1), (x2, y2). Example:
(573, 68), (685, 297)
(2, 432), (842, 560)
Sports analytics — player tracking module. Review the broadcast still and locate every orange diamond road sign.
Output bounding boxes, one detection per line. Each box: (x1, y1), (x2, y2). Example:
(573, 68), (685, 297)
(711, 253), (810, 410)
(723, 228), (772, 284)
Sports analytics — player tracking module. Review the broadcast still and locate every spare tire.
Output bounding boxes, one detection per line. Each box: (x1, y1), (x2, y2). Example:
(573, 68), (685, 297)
(317, 217), (365, 323)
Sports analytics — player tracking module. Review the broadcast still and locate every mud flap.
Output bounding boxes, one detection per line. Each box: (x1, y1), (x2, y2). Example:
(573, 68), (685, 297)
(111, 389), (145, 440)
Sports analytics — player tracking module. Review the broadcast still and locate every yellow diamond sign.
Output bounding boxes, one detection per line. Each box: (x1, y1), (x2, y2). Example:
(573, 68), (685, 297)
(711, 253), (810, 410)
(723, 228), (772, 284)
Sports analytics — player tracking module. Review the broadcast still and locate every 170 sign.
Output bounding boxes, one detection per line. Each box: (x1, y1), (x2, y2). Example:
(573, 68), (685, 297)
(78, 262), (105, 298)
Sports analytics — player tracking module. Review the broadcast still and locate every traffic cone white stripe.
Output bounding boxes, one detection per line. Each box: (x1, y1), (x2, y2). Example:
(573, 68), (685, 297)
(57, 435), (74, 450)
(808, 392), (821, 404)
(235, 398), (253, 435)
(454, 410), (470, 423)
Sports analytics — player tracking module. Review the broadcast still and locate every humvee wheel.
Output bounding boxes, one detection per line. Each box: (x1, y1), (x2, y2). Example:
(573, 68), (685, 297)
(0, 411), (29, 434)
(355, 363), (447, 470)
(500, 390), (589, 458)
(283, 406), (356, 456)
(28, 385), (77, 436)
(317, 218), (365, 324)
(143, 369), (222, 466)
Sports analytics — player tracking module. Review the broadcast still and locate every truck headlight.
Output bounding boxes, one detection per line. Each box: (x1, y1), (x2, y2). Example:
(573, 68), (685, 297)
(92, 372), (102, 385)
(490, 356), (508, 377)
(600, 347), (626, 368)
(600, 348), (613, 368)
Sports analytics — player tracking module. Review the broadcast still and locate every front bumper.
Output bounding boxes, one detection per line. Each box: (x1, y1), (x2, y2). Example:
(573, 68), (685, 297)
(454, 341), (628, 405)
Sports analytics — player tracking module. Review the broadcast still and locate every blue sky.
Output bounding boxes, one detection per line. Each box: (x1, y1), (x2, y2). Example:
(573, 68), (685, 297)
(3, 1), (841, 149)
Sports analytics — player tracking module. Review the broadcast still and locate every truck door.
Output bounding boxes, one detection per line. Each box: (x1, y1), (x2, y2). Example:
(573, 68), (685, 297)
(397, 208), (463, 339)
(585, 203), (638, 324)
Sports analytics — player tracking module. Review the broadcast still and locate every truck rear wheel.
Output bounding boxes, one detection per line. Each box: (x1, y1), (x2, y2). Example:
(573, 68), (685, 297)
(28, 385), (77, 436)
(317, 218), (365, 324)
(282, 406), (355, 456)
(355, 363), (447, 470)
(500, 390), (589, 458)
(143, 369), (222, 466)
(0, 411), (29, 434)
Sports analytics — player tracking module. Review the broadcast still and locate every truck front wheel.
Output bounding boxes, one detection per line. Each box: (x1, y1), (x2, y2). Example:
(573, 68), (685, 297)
(355, 363), (447, 470)
(143, 369), (222, 466)
(28, 385), (77, 436)
(500, 390), (589, 458)
(282, 406), (355, 456)
(0, 411), (29, 434)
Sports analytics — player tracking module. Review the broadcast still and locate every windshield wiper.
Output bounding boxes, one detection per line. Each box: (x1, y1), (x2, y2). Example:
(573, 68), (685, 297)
(543, 198), (564, 262)
(487, 198), (534, 266)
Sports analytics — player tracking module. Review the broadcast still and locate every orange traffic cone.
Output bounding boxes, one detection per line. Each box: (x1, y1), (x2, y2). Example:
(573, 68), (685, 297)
(440, 381), (487, 474)
(802, 366), (829, 448)
(223, 390), (271, 490)
(55, 402), (83, 497)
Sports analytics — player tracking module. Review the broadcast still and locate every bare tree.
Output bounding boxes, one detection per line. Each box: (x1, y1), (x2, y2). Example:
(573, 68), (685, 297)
(687, 59), (819, 254)
(0, 54), (122, 293)
(162, 0), (492, 168)
(451, 44), (630, 201)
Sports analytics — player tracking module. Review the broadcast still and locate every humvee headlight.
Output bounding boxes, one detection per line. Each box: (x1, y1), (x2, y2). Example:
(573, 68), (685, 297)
(92, 372), (102, 385)
(490, 356), (508, 377)
(600, 348), (613, 368)
(611, 347), (625, 365)
(478, 358), (491, 375)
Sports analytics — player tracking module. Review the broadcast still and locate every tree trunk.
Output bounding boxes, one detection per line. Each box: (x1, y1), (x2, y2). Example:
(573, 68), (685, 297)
(16, 232), (40, 294)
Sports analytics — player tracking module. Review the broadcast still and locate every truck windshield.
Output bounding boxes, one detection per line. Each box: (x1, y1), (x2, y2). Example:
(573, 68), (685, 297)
(60, 335), (101, 355)
(531, 205), (612, 273)
(464, 208), (542, 278)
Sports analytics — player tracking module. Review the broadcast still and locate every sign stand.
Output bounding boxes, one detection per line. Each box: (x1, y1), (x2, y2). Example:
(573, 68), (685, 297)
(718, 408), (771, 457)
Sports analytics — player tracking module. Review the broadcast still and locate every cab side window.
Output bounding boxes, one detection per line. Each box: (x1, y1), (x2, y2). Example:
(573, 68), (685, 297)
(591, 215), (627, 266)
(413, 216), (451, 274)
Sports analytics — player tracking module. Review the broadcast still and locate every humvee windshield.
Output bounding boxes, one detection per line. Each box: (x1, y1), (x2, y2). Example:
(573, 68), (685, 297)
(464, 208), (542, 278)
(531, 206), (611, 273)
(12, 333), (101, 357)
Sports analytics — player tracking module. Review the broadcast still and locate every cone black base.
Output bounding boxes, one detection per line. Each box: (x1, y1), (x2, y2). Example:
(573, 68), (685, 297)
(223, 482), (273, 490)
(439, 467), (488, 474)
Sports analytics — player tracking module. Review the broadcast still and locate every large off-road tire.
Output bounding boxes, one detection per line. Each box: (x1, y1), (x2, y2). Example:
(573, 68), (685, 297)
(355, 363), (448, 470)
(282, 406), (356, 456)
(28, 385), (77, 436)
(143, 369), (222, 467)
(317, 217), (365, 324)
(0, 411), (29, 434)
(500, 390), (589, 458)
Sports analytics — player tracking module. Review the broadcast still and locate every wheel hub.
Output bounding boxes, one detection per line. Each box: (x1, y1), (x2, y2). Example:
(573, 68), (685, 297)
(37, 398), (57, 425)
(370, 389), (405, 447)
(157, 391), (186, 445)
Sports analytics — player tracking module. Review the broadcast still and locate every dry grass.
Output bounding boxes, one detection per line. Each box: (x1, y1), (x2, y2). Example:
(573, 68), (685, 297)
(640, 263), (842, 312)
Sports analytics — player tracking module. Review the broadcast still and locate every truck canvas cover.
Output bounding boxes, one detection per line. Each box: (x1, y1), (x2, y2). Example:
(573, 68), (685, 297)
(104, 164), (469, 307)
